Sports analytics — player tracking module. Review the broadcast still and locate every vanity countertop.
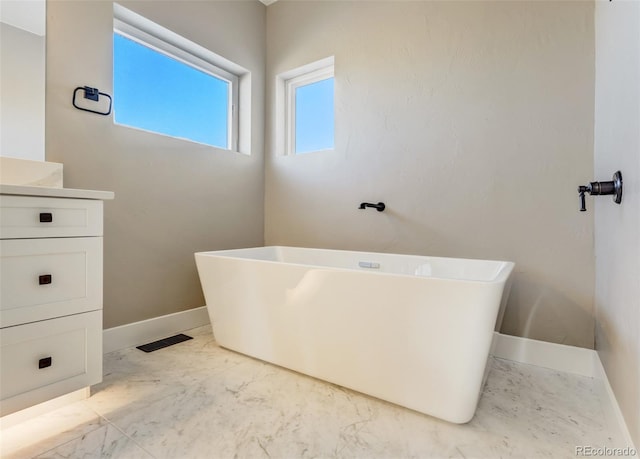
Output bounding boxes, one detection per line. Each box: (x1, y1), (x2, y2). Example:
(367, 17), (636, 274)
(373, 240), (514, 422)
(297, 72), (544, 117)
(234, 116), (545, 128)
(0, 184), (114, 200)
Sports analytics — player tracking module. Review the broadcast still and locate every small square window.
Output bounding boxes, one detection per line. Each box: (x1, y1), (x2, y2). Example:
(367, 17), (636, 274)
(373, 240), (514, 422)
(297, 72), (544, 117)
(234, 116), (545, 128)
(278, 58), (335, 155)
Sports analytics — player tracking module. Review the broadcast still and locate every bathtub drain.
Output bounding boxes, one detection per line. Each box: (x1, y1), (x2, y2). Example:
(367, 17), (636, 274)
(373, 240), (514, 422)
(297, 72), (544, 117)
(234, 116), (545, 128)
(358, 261), (381, 269)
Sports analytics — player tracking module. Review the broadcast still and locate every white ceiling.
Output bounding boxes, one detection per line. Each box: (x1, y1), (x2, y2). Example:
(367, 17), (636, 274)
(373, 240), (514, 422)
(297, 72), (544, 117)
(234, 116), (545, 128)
(0, 0), (46, 36)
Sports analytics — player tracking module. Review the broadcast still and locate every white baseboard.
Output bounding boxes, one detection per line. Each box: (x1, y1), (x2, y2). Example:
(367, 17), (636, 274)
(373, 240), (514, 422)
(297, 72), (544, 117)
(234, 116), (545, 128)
(492, 332), (598, 377)
(592, 353), (637, 450)
(103, 306), (210, 354)
(493, 332), (635, 449)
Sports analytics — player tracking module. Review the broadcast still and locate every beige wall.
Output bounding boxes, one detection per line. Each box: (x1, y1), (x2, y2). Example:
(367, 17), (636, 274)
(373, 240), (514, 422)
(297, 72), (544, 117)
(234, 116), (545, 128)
(46, 1), (266, 328)
(594, 1), (640, 447)
(265, 1), (596, 348)
(1, 23), (45, 161)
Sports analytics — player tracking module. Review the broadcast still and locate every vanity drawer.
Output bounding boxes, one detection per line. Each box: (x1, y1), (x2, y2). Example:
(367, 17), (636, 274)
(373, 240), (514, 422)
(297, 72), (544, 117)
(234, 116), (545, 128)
(0, 310), (102, 416)
(0, 195), (103, 239)
(0, 238), (102, 328)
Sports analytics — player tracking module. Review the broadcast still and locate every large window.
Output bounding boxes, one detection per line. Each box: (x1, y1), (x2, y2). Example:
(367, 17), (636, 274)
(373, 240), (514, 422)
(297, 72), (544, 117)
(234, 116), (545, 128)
(113, 4), (239, 150)
(278, 57), (335, 155)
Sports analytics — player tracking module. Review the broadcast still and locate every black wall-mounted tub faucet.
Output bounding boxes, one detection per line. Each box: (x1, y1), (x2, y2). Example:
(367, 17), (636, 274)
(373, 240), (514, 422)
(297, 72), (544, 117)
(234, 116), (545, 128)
(578, 171), (623, 212)
(359, 202), (386, 212)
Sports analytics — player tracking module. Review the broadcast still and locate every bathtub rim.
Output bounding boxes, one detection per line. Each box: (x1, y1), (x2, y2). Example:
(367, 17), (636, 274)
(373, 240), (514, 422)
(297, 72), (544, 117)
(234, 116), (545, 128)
(195, 245), (515, 285)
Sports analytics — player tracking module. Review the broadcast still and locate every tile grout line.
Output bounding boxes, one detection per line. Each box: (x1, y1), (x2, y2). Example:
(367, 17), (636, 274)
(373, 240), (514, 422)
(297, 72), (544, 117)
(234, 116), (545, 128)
(82, 400), (158, 458)
(106, 418), (158, 459)
(21, 399), (108, 459)
(26, 413), (105, 459)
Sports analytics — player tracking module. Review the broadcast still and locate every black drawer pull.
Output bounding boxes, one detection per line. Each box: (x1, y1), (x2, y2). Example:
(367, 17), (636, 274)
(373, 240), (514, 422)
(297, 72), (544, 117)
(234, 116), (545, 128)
(39, 212), (53, 223)
(39, 357), (52, 369)
(39, 274), (52, 285)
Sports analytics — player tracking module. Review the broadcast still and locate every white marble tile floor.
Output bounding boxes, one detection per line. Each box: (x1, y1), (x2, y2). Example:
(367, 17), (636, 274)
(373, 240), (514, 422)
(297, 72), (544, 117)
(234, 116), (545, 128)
(0, 325), (624, 459)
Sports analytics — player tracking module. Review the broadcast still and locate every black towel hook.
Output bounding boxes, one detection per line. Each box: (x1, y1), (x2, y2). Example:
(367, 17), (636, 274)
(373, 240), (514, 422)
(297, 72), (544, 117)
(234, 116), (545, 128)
(72, 86), (112, 116)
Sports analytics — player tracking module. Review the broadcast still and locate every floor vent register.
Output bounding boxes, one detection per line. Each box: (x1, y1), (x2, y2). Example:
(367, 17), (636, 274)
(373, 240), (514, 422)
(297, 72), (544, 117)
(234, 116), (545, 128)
(136, 333), (193, 353)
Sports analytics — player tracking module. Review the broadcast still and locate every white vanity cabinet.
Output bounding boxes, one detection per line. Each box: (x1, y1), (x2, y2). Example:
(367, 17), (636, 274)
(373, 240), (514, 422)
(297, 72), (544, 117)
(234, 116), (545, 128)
(0, 185), (113, 417)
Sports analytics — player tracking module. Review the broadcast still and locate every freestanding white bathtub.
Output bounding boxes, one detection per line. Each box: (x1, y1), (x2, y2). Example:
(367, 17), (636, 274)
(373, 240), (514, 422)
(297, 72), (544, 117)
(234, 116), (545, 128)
(195, 246), (514, 424)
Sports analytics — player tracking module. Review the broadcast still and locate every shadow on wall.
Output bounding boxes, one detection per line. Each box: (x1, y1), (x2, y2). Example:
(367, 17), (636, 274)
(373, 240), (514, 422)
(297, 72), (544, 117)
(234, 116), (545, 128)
(501, 274), (595, 349)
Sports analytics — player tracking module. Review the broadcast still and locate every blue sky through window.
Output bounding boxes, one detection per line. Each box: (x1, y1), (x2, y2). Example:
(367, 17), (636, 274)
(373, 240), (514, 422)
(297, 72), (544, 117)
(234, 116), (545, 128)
(113, 33), (229, 149)
(295, 77), (334, 154)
